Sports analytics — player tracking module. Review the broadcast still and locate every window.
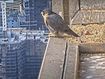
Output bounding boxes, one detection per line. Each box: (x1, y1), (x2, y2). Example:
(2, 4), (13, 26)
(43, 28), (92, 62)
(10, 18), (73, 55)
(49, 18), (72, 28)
(25, 2), (29, 7)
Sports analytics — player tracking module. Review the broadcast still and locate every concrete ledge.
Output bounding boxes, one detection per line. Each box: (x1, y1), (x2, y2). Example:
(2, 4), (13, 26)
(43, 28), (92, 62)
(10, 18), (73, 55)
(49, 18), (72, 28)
(38, 37), (79, 79)
(38, 37), (67, 79)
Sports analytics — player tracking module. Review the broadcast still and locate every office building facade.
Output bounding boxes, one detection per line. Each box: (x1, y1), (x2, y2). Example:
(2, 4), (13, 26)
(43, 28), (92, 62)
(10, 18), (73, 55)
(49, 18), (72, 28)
(0, 32), (47, 79)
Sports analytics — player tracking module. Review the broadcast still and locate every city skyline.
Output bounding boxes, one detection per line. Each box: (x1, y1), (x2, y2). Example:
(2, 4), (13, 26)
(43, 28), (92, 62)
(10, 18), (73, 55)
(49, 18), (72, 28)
(0, 0), (50, 79)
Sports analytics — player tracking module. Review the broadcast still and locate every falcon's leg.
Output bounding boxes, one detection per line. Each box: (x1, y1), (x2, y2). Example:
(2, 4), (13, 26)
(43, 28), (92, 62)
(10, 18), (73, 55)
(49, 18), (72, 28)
(48, 33), (55, 37)
(49, 31), (58, 37)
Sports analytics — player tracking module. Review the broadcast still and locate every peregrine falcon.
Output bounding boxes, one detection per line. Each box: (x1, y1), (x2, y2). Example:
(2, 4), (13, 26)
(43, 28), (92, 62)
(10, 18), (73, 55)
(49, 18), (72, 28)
(41, 9), (79, 37)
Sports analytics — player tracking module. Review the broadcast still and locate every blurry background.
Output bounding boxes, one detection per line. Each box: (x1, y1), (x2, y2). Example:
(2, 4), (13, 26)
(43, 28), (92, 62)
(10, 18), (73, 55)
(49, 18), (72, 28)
(0, 0), (51, 79)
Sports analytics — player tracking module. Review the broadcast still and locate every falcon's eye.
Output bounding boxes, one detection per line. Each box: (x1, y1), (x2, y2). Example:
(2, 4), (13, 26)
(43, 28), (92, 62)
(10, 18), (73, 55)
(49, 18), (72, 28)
(43, 12), (45, 15)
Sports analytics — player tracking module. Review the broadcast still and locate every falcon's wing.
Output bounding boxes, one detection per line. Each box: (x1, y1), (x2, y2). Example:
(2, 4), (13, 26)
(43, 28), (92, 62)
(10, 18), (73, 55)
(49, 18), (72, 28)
(46, 13), (79, 37)
(46, 13), (69, 32)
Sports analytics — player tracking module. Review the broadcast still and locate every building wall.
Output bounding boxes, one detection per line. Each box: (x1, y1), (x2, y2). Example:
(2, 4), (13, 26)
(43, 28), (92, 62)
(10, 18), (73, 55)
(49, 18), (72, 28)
(0, 37), (46, 79)
(0, 4), (3, 34)
(17, 40), (27, 79)
(19, 39), (46, 79)
(0, 45), (3, 79)
(0, 4), (2, 27)
(0, 9), (2, 27)
(4, 42), (25, 79)
(0, 3), (20, 29)
(6, 48), (18, 79)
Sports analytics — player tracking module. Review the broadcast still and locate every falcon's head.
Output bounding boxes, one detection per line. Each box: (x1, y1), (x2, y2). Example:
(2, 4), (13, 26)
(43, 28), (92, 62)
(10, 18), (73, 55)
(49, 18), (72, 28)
(41, 9), (53, 16)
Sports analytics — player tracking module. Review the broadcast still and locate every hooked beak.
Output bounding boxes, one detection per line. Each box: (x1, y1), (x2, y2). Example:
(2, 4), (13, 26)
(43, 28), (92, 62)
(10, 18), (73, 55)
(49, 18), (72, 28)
(41, 12), (43, 15)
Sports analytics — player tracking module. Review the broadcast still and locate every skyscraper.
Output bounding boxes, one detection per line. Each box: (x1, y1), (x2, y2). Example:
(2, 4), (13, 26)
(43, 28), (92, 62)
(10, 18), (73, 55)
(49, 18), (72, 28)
(0, 31), (47, 79)
(0, 0), (22, 30)
(0, 1), (49, 79)
(0, 45), (3, 79)
(18, 39), (47, 79)
(20, 0), (51, 30)
(0, 0), (51, 30)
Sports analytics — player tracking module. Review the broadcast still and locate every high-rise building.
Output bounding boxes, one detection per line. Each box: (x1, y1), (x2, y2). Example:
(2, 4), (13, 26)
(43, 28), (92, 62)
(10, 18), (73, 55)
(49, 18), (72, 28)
(20, 0), (51, 30)
(5, 43), (21, 79)
(0, 1), (49, 79)
(0, 46), (3, 79)
(0, 0), (23, 29)
(0, 30), (47, 79)
(18, 39), (47, 79)
(0, 0), (51, 30)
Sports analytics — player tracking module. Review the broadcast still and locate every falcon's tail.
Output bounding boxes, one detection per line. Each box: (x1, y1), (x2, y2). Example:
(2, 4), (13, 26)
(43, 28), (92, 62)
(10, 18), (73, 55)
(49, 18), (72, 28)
(65, 29), (79, 37)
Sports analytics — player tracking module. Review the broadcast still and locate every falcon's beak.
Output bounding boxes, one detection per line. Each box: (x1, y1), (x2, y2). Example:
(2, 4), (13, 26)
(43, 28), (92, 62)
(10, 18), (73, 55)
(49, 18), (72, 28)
(41, 12), (43, 15)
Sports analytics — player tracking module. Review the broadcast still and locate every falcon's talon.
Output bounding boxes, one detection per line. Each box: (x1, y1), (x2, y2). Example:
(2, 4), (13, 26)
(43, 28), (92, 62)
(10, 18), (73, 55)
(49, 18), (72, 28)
(48, 33), (56, 37)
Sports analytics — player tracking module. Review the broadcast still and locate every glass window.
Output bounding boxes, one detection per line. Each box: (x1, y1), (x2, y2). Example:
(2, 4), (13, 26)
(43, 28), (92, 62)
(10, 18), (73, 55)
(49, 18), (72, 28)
(25, 2), (29, 7)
